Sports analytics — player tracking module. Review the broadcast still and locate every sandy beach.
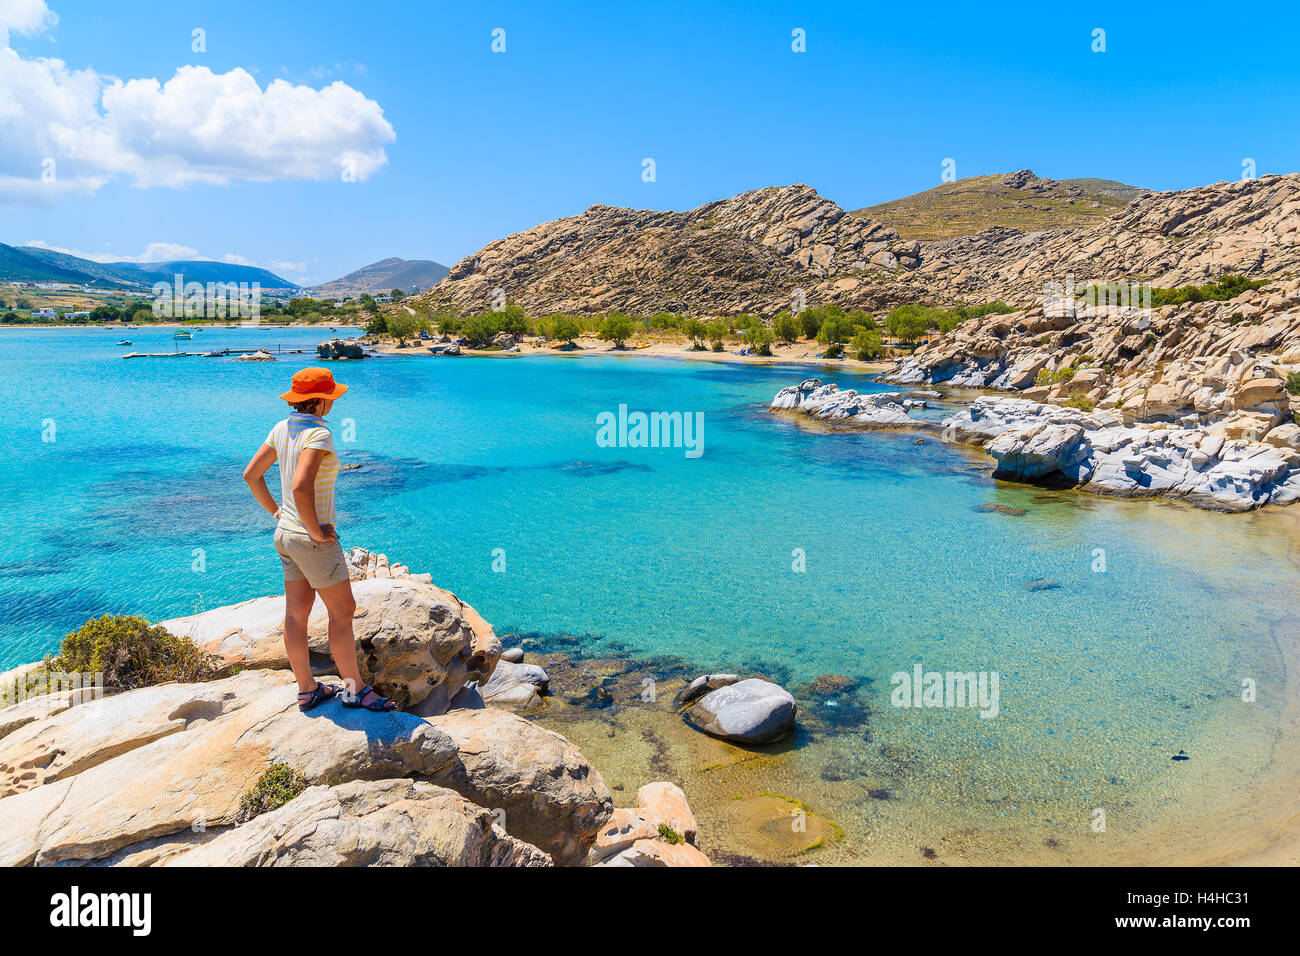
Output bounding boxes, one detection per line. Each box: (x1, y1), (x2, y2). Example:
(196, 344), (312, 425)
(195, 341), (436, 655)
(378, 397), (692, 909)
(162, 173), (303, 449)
(374, 332), (901, 373)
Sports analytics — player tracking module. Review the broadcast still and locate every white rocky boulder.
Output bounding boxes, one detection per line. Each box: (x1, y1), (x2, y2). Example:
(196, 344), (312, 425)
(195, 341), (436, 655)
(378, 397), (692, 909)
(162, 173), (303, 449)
(682, 677), (797, 744)
(771, 379), (932, 428)
(943, 396), (1300, 511)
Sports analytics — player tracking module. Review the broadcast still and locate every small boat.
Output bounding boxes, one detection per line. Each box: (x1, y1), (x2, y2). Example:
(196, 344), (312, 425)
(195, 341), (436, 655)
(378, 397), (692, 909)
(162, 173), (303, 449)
(174, 330), (193, 340)
(117, 340), (132, 345)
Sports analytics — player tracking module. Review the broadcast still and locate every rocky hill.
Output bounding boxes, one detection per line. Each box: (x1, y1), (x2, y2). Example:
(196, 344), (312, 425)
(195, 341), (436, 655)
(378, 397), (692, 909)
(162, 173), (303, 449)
(852, 170), (1148, 240)
(419, 173), (1300, 317)
(310, 257), (450, 298)
(418, 184), (905, 316)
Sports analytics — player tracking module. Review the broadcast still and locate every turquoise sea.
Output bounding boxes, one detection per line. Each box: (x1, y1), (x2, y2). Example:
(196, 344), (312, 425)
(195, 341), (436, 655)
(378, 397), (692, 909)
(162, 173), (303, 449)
(2, 326), (1297, 863)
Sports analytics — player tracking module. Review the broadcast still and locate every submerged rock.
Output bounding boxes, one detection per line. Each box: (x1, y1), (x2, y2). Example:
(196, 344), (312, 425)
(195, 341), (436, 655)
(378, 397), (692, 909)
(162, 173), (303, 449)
(478, 660), (549, 710)
(682, 677), (797, 744)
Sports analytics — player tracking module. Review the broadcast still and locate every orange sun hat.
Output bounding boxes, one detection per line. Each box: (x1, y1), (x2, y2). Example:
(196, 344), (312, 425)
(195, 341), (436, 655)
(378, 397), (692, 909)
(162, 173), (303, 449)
(280, 367), (349, 403)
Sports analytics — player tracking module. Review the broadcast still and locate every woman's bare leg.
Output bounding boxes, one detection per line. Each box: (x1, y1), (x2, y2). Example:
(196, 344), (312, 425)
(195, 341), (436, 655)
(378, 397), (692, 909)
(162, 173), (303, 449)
(283, 579), (318, 693)
(315, 577), (364, 693)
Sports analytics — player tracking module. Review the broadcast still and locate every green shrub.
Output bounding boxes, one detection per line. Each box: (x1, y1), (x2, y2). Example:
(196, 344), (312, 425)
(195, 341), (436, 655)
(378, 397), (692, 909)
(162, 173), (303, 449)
(1286, 372), (1300, 396)
(657, 823), (682, 845)
(1149, 274), (1268, 307)
(51, 615), (229, 692)
(364, 314), (388, 335)
(236, 764), (307, 822)
(1035, 365), (1077, 387)
(824, 343), (844, 359)
(1062, 397), (1094, 412)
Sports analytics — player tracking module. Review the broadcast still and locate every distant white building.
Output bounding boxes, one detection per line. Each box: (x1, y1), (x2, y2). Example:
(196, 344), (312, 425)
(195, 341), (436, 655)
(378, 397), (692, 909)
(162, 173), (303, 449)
(68, 311), (92, 320)
(35, 307), (57, 317)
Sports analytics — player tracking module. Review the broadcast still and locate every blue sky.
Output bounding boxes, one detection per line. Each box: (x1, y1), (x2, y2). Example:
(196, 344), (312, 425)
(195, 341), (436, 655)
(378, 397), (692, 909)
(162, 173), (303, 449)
(2, 0), (1297, 285)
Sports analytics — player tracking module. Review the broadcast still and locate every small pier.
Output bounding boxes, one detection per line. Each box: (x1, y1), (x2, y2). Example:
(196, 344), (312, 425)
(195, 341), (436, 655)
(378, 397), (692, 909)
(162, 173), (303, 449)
(122, 346), (311, 359)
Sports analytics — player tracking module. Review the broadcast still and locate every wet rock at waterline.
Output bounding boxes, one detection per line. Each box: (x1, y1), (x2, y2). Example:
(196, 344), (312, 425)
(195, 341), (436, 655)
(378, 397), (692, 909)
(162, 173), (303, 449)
(681, 677), (797, 744)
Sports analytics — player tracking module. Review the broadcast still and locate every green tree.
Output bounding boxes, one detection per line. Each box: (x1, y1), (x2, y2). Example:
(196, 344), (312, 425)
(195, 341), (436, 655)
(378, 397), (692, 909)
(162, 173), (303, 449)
(817, 314), (853, 345)
(364, 313), (389, 335)
(799, 308), (821, 340)
(494, 304), (530, 337)
(706, 318), (728, 351)
(683, 318), (707, 349)
(886, 306), (930, 344)
(748, 323), (775, 356)
(598, 312), (635, 348)
(851, 328), (885, 360)
(390, 288), (405, 301)
(461, 314), (501, 346)
(550, 315), (581, 343)
(773, 310), (801, 343)
(386, 311), (423, 343)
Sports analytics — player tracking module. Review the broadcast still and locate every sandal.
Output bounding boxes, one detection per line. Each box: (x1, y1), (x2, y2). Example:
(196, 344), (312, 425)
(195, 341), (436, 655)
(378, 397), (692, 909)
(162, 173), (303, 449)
(340, 684), (397, 712)
(297, 682), (340, 711)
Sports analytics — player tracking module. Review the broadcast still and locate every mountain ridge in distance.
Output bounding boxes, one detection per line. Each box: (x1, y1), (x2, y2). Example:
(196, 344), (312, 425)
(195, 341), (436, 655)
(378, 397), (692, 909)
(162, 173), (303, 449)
(8, 245), (297, 290)
(309, 257), (451, 297)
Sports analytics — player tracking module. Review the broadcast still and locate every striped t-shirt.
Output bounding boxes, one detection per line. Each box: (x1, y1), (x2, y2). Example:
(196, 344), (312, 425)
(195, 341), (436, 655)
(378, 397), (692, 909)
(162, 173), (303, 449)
(266, 413), (339, 533)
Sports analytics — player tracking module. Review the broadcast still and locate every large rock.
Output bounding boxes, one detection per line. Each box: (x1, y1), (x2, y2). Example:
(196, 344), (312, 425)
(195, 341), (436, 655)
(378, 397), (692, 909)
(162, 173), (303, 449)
(682, 677), (797, 744)
(0, 667), (614, 867)
(160, 576), (502, 715)
(164, 779), (552, 867)
(943, 396), (1300, 511)
(771, 379), (932, 428)
(0, 670), (462, 866)
(424, 707), (612, 866)
(477, 660), (548, 710)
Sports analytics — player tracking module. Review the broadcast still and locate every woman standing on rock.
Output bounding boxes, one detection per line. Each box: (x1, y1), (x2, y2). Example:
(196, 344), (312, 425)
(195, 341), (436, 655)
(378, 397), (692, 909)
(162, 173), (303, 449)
(242, 367), (396, 713)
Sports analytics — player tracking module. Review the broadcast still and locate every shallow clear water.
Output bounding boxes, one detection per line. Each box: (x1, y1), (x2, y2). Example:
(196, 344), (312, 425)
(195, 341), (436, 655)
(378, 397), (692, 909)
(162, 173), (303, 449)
(2, 327), (1297, 862)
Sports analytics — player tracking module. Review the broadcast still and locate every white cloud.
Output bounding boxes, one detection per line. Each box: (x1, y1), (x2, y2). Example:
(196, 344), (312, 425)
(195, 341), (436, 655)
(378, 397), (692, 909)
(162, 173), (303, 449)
(25, 239), (201, 262)
(0, 0), (57, 45)
(0, 2), (395, 203)
(269, 258), (313, 276)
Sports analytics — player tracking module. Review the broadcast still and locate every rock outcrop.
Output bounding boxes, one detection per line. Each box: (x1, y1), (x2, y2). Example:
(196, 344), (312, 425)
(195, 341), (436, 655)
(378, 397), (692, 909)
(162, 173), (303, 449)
(771, 377), (933, 428)
(591, 782), (710, 867)
(417, 173), (1300, 316)
(159, 573), (502, 716)
(164, 779), (553, 867)
(418, 184), (905, 317)
(0, 667), (613, 866)
(942, 397), (1300, 511)
(0, 553), (661, 868)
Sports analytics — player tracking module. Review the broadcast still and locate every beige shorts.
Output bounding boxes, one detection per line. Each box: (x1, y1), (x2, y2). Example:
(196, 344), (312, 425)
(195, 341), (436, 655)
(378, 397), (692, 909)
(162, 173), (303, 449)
(273, 527), (350, 589)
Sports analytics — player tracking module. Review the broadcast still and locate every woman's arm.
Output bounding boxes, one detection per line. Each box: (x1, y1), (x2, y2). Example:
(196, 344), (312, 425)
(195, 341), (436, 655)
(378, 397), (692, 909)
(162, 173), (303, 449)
(292, 447), (334, 542)
(242, 444), (280, 518)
